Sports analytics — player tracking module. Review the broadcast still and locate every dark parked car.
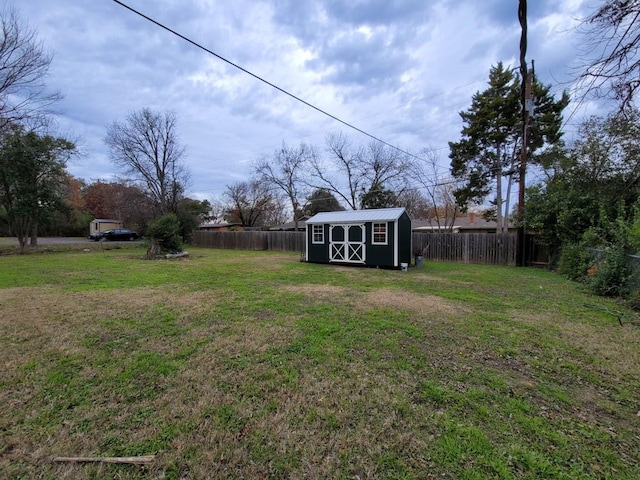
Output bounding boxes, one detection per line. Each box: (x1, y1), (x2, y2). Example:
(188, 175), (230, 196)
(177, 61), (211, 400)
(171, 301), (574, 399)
(88, 228), (139, 241)
(87, 231), (105, 241)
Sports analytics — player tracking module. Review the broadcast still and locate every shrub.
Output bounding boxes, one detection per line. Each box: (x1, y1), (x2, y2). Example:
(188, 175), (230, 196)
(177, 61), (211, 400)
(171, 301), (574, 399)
(147, 213), (183, 252)
(557, 243), (593, 281)
(591, 244), (632, 297)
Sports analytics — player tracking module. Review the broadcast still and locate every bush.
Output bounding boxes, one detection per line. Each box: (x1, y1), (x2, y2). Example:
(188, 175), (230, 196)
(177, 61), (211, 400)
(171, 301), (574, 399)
(624, 287), (640, 311)
(557, 243), (593, 281)
(147, 213), (183, 252)
(591, 244), (632, 297)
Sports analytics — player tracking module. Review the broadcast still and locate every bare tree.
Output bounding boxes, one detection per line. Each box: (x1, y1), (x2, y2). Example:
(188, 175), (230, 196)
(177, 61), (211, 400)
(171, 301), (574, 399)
(105, 108), (189, 216)
(0, 7), (61, 131)
(362, 140), (411, 196)
(309, 132), (411, 210)
(254, 141), (313, 230)
(308, 132), (364, 209)
(260, 194), (289, 227)
(223, 179), (276, 227)
(578, 0), (640, 109)
(434, 181), (462, 229)
(206, 197), (226, 224)
(411, 149), (460, 231)
(397, 189), (431, 219)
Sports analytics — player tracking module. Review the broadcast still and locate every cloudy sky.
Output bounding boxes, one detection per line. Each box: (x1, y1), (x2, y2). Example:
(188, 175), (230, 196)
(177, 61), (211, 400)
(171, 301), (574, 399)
(18, 0), (597, 202)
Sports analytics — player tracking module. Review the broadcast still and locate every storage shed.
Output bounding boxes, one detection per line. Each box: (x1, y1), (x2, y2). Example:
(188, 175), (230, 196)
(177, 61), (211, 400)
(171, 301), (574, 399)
(89, 219), (123, 235)
(305, 207), (412, 269)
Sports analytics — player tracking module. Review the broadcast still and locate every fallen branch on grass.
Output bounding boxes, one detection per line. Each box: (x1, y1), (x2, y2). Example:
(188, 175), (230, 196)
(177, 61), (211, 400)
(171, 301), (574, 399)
(53, 455), (155, 465)
(583, 303), (640, 326)
(165, 251), (189, 259)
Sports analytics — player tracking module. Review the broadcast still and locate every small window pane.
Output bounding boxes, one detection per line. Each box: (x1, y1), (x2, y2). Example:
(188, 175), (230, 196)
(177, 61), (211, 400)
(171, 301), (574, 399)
(313, 225), (324, 243)
(372, 223), (387, 244)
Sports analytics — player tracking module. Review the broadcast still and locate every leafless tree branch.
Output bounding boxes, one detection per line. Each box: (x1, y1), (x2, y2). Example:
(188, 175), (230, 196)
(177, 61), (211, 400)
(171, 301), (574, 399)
(577, 0), (640, 109)
(0, 6), (61, 131)
(105, 108), (188, 216)
(253, 141), (313, 230)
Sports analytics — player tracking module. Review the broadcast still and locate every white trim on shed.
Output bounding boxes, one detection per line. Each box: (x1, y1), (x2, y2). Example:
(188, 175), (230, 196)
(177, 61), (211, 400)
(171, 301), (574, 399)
(306, 208), (406, 225)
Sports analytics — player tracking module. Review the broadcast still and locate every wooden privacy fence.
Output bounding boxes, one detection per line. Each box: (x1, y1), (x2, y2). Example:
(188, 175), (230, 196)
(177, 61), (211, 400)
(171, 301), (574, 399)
(192, 231), (519, 265)
(192, 231), (305, 252)
(413, 233), (516, 266)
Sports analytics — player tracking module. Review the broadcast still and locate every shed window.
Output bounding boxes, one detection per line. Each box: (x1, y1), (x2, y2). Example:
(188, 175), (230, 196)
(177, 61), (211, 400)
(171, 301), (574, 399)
(312, 225), (324, 244)
(372, 223), (387, 244)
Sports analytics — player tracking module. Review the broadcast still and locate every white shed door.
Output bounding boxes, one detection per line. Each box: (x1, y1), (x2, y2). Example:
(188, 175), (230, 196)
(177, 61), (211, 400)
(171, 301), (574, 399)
(329, 224), (365, 263)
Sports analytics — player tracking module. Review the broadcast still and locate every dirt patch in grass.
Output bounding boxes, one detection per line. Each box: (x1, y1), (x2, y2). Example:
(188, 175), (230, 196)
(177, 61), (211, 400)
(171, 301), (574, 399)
(363, 288), (466, 317)
(282, 284), (464, 318)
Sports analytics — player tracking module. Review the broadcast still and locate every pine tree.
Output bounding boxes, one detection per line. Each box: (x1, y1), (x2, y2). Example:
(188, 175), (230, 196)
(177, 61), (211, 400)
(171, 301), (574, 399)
(449, 62), (568, 232)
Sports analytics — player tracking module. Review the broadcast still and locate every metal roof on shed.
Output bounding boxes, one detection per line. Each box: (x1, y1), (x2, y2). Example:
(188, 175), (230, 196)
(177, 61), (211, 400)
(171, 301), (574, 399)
(306, 208), (406, 224)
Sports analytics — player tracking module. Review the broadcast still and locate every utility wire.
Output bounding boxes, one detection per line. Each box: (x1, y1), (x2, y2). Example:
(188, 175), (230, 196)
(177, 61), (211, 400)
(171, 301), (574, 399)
(111, 0), (425, 162)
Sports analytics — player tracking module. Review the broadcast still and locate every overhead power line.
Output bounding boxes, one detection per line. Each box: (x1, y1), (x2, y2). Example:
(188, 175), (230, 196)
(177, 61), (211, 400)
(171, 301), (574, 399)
(111, 0), (424, 162)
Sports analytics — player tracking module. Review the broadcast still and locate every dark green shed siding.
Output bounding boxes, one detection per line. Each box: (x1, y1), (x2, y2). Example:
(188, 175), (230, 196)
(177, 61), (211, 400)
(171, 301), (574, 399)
(366, 222), (395, 267)
(306, 224), (330, 263)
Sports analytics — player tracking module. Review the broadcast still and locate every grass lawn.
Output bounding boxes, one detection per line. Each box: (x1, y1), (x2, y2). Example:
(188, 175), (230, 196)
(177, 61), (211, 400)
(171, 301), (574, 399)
(1, 247), (639, 479)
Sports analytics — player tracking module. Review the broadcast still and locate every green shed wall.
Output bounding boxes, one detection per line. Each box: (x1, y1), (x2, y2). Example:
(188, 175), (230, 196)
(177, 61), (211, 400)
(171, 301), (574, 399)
(306, 224), (330, 263)
(365, 222), (395, 267)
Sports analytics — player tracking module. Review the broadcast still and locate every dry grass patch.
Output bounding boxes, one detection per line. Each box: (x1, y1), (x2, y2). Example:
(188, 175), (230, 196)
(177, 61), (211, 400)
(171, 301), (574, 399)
(363, 287), (466, 317)
(0, 287), (221, 387)
(511, 310), (640, 377)
(281, 284), (352, 303)
(200, 316), (300, 356)
(0, 286), (218, 328)
(559, 320), (640, 377)
(282, 283), (464, 319)
(210, 251), (296, 268)
(1, 286), (170, 325)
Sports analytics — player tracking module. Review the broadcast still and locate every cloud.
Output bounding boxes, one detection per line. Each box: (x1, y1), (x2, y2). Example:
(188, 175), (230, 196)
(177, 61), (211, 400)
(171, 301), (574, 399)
(12, 0), (600, 202)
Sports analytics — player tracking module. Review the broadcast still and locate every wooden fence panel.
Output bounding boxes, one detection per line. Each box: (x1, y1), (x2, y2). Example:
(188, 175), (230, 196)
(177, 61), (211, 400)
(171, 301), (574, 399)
(412, 232), (516, 266)
(193, 231), (305, 252)
(267, 231), (305, 252)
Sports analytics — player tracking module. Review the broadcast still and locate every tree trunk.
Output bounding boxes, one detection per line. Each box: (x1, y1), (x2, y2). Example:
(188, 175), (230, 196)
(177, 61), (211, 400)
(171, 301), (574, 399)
(17, 235), (27, 254)
(292, 199), (299, 231)
(495, 145), (504, 234)
(503, 173), (513, 235)
(13, 217), (32, 254)
(146, 243), (162, 259)
(29, 221), (38, 247)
